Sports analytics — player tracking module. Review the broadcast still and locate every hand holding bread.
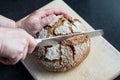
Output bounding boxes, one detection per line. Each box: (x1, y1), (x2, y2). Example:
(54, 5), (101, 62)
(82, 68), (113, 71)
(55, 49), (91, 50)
(16, 9), (68, 35)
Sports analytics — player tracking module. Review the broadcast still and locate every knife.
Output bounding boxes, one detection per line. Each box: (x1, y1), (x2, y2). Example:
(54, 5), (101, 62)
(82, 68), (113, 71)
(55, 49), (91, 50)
(35, 29), (103, 46)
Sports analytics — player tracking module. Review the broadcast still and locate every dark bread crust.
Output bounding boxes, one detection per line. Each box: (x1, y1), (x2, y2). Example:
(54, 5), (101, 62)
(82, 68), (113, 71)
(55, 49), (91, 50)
(35, 15), (90, 72)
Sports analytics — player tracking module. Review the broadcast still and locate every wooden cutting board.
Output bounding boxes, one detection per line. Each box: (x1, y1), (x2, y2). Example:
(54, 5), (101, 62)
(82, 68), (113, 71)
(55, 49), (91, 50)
(22, 0), (120, 80)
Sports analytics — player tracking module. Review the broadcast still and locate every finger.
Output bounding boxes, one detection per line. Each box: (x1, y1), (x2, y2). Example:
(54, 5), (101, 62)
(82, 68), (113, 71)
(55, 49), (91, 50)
(27, 36), (37, 54)
(10, 55), (23, 65)
(44, 8), (68, 17)
(34, 9), (68, 18)
(40, 14), (56, 27)
(7, 53), (23, 65)
(0, 57), (8, 64)
(22, 44), (28, 60)
(20, 30), (37, 54)
(0, 57), (15, 65)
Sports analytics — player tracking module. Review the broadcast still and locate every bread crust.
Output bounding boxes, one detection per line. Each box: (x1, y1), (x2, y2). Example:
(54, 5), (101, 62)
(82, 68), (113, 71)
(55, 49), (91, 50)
(35, 15), (90, 72)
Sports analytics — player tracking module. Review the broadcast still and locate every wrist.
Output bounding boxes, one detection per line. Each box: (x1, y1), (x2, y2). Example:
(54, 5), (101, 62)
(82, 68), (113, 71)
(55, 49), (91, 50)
(0, 15), (16, 28)
(16, 20), (24, 29)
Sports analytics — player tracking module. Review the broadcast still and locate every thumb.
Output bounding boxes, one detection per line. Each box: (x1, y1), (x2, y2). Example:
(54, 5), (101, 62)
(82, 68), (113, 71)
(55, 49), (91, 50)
(40, 14), (56, 27)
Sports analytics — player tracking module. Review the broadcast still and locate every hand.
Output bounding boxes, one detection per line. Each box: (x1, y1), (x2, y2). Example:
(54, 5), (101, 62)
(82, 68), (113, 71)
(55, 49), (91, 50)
(0, 28), (36, 65)
(16, 8), (68, 35)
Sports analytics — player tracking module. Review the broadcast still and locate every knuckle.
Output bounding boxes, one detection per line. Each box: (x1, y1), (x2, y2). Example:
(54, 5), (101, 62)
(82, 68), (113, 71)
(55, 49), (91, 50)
(10, 49), (24, 62)
(11, 55), (22, 65)
(11, 55), (16, 59)
(32, 17), (39, 23)
(42, 18), (50, 25)
(29, 17), (39, 27)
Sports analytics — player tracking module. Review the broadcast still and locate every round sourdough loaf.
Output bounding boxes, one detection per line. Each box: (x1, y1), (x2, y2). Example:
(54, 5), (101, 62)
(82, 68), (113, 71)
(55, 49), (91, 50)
(35, 15), (90, 72)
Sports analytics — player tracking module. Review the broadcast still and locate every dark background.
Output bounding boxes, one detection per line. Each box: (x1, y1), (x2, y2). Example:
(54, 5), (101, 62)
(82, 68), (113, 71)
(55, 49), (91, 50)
(0, 0), (120, 80)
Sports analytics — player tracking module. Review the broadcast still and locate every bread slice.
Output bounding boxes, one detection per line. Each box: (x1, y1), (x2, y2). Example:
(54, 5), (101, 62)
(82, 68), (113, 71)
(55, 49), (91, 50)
(35, 15), (90, 72)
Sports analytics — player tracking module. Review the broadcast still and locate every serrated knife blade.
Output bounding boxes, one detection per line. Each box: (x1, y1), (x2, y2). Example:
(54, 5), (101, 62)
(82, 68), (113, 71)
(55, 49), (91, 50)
(35, 29), (103, 46)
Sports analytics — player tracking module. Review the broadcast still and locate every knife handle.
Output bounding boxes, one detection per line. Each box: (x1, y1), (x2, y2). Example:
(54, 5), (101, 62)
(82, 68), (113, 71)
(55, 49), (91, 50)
(35, 39), (42, 44)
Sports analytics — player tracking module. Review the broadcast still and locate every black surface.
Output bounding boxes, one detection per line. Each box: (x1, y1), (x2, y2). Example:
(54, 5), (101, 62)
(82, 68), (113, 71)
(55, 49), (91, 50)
(0, 0), (120, 80)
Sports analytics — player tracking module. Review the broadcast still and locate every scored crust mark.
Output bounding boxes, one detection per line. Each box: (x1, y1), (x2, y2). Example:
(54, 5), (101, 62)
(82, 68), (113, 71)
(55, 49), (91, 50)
(35, 15), (90, 72)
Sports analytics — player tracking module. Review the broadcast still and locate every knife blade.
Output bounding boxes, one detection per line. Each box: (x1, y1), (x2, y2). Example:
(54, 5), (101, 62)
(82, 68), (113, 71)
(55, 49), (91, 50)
(35, 29), (103, 46)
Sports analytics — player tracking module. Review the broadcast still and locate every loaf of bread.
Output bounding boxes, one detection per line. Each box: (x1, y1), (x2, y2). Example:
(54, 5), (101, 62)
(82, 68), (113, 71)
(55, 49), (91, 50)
(35, 15), (90, 72)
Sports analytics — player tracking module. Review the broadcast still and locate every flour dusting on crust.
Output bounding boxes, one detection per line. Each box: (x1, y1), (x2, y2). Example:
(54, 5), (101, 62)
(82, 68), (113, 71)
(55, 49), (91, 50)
(35, 15), (90, 72)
